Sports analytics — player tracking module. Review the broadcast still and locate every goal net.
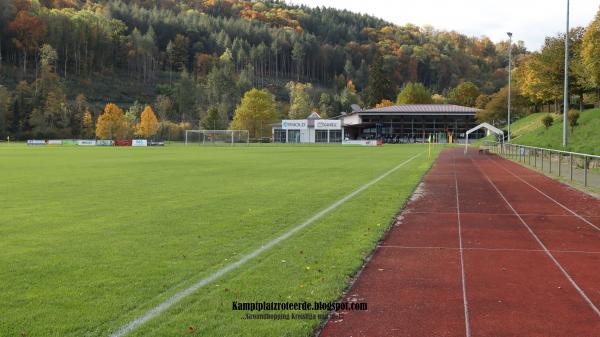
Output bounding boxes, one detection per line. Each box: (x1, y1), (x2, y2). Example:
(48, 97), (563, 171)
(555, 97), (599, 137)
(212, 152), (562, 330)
(185, 130), (249, 145)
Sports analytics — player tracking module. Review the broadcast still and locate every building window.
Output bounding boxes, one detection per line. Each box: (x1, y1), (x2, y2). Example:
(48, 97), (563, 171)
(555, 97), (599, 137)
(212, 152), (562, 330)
(273, 129), (286, 143)
(315, 130), (328, 143)
(329, 130), (342, 143)
(288, 130), (300, 143)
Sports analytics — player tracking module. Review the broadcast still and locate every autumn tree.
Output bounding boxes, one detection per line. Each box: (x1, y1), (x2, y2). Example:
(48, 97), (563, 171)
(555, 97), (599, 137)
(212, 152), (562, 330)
(477, 86), (529, 124)
(475, 94), (491, 109)
(135, 105), (160, 139)
(340, 80), (361, 111)
(230, 88), (277, 139)
(396, 82), (433, 104)
(154, 95), (174, 121)
(375, 99), (394, 108)
(447, 82), (480, 107)
(9, 10), (46, 74)
(286, 81), (312, 119)
(81, 110), (94, 138)
(29, 44), (70, 138)
(96, 103), (129, 140)
(581, 9), (600, 102)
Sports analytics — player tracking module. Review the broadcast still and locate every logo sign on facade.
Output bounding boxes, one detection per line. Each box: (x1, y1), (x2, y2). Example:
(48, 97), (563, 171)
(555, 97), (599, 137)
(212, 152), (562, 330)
(281, 120), (308, 130)
(314, 120), (341, 130)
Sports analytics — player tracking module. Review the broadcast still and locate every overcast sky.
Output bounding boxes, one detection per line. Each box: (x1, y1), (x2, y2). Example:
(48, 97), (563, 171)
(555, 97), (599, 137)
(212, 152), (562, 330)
(288, 0), (599, 51)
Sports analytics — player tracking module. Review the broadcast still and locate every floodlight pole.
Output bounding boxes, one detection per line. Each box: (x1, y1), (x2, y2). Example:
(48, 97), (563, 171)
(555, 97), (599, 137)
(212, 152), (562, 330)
(507, 32), (513, 143)
(563, 0), (570, 146)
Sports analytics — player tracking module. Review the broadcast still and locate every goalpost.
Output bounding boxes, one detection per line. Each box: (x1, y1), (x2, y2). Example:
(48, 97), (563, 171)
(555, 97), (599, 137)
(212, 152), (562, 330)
(185, 130), (250, 146)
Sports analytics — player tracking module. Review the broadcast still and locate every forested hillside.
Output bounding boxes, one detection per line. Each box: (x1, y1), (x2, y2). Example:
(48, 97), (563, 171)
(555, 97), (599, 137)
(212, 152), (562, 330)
(0, 0), (536, 140)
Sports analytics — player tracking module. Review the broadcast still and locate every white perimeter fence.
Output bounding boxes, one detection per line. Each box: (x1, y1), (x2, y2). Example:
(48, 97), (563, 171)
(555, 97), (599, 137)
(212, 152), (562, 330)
(483, 141), (600, 190)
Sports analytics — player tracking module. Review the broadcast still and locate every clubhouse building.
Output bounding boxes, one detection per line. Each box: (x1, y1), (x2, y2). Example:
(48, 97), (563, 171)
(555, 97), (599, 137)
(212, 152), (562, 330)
(272, 104), (482, 144)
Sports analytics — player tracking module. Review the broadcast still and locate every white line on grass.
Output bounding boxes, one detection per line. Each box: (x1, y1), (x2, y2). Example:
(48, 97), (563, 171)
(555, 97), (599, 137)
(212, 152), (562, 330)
(452, 152), (471, 337)
(487, 156), (600, 232)
(472, 158), (600, 318)
(109, 152), (424, 337)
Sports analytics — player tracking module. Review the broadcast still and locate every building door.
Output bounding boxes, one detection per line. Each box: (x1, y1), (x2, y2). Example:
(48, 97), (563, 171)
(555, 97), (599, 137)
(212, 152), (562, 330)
(288, 130), (301, 143)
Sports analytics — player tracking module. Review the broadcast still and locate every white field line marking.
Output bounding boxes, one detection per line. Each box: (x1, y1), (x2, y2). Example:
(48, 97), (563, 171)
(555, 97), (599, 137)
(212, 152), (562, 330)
(109, 152), (424, 337)
(488, 156), (600, 232)
(453, 152), (471, 337)
(378, 245), (600, 255)
(472, 158), (600, 318)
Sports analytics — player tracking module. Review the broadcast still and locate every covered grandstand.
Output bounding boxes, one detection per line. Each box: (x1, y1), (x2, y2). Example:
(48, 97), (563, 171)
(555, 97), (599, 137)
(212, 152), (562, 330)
(340, 104), (483, 143)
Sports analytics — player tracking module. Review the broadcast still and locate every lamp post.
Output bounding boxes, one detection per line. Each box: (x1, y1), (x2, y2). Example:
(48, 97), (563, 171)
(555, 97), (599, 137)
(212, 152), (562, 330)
(563, 0), (570, 146)
(507, 32), (513, 142)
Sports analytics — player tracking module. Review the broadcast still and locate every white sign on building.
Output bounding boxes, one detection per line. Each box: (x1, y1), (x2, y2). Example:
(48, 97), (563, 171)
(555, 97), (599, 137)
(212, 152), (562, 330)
(314, 120), (341, 130)
(281, 120), (308, 129)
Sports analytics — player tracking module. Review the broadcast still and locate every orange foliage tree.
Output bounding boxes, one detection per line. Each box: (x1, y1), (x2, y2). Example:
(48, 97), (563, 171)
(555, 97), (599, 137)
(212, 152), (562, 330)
(95, 103), (129, 140)
(135, 105), (160, 139)
(9, 11), (46, 74)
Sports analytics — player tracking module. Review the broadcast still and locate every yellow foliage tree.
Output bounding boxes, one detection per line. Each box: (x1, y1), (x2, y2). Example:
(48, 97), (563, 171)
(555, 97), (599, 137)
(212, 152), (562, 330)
(375, 99), (394, 108)
(95, 103), (129, 140)
(230, 88), (277, 139)
(135, 105), (160, 139)
(81, 110), (94, 138)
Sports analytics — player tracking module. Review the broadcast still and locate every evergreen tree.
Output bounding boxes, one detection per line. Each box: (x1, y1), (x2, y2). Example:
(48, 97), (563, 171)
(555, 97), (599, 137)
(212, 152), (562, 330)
(366, 52), (394, 107)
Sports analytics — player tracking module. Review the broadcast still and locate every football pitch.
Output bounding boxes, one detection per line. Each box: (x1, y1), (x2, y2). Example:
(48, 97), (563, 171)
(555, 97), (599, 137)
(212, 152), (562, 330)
(0, 144), (439, 337)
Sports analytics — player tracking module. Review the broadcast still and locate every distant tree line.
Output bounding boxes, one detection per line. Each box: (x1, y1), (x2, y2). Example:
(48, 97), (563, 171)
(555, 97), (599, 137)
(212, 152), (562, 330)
(1, 0), (599, 140)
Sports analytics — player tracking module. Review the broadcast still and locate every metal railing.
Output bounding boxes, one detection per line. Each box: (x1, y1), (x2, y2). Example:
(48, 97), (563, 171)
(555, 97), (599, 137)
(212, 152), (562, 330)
(483, 141), (600, 189)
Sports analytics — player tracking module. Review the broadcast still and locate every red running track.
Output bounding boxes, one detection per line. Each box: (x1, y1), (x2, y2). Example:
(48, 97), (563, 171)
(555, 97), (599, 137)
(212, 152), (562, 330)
(319, 148), (600, 337)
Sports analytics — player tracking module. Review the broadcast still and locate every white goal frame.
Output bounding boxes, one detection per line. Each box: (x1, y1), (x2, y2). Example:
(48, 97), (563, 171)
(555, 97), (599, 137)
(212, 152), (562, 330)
(185, 130), (250, 145)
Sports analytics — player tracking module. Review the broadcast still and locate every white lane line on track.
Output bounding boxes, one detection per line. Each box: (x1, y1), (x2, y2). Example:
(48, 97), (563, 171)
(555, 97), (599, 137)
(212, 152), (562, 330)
(471, 157), (600, 318)
(486, 156), (600, 232)
(408, 211), (591, 217)
(109, 152), (424, 337)
(453, 152), (471, 337)
(378, 245), (600, 255)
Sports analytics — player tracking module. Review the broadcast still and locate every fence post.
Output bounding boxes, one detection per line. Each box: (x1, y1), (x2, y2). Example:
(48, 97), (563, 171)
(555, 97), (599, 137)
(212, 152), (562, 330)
(541, 149), (544, 171)
(570, 154), (573, 181)
(584, 156), (588, 187)
(558, 153), (561, 176)
(549, 152), (552, 174)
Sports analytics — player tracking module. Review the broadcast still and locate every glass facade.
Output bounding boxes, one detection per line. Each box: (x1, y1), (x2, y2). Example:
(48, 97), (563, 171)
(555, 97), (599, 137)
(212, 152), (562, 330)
(344, 115), (483, 142)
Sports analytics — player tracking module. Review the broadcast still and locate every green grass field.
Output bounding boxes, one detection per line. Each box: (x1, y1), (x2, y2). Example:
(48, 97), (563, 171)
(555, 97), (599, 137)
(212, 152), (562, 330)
(0, 144), (439, 337)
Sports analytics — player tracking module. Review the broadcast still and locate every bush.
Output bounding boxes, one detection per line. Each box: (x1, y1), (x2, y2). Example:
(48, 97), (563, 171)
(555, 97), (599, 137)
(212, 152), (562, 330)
(568, 109), (580, 132)
(541, 114), (554, 130)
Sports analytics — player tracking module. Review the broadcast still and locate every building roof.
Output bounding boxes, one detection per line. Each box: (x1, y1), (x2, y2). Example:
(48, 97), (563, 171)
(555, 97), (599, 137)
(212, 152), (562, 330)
(360, 104), (480, 114)
(307, 111), (321, 120)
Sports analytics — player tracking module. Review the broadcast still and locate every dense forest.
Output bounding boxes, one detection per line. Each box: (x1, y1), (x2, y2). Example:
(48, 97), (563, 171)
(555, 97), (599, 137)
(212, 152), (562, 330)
(0, 0), (599, 140)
